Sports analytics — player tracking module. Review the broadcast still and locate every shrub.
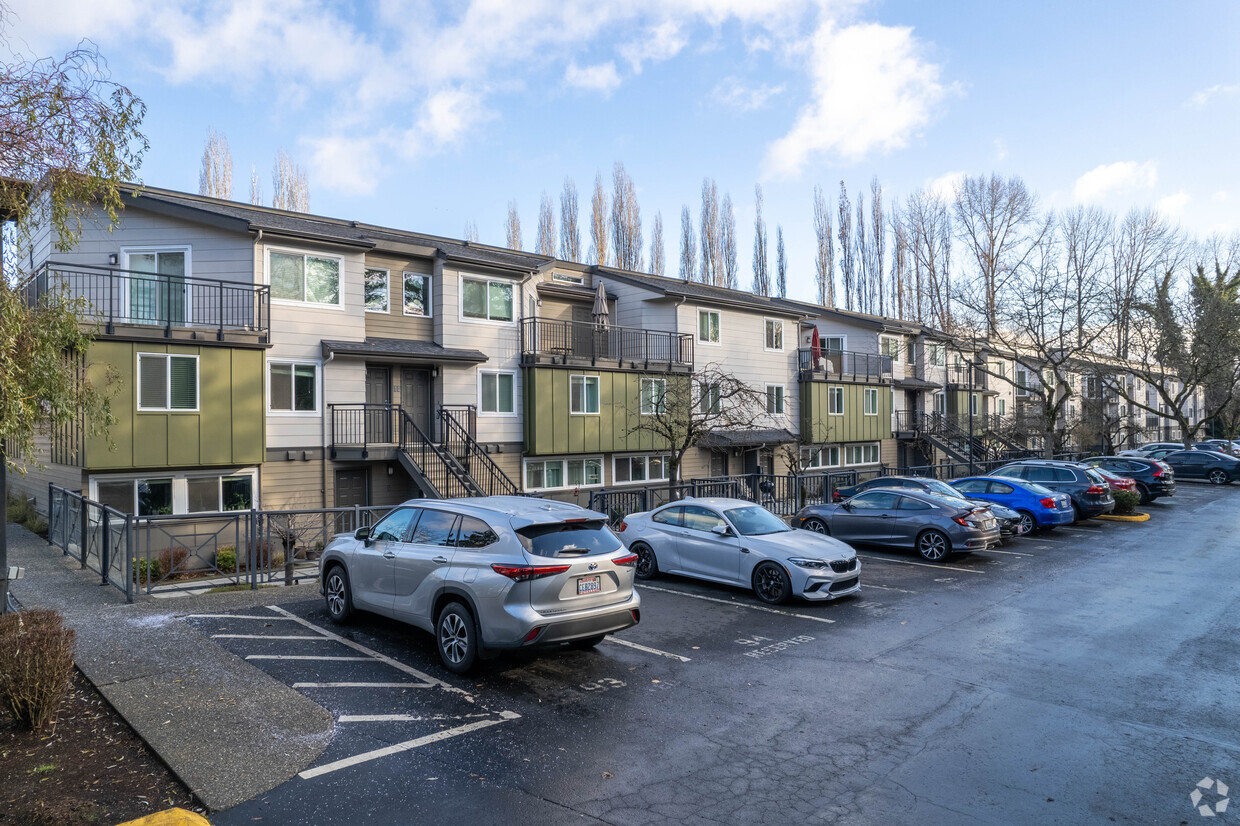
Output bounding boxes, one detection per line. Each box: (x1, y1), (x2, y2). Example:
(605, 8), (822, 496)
(156, 547), (191, 577)
(215, 546), (237, 573)
(6, 494), (48, 537)
(0, 609), (76, 731)
(132, 558), (163, 586)
(1113, 489), (1141, 515)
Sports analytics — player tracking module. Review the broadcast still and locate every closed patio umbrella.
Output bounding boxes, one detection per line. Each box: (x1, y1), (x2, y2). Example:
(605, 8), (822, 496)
(591, 282), (609, 327)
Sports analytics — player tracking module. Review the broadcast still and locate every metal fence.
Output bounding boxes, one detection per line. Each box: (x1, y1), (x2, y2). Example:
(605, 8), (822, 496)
(47, 485), (388, 600)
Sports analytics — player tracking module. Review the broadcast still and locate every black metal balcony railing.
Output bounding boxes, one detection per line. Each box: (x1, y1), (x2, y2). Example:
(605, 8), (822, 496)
(797, 347), (892, 383)
(945, 364), (988, 390)
(520, 317), (694, 369)
(24, 262), (269, 339)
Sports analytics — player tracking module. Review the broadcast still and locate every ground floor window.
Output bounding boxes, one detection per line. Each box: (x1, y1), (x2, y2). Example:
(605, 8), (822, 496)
(802, 445), (841, 469)
(91, 470), (257, 515)
(843, 442), (881, 466)
(613, 454), (671, 485)
(524, 456), (603, 492)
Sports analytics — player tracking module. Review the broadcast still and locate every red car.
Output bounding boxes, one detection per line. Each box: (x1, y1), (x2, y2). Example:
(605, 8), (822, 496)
(1091, 466), (1137, 494)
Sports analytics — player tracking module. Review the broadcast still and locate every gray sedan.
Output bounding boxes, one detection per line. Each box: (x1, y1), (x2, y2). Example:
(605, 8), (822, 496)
(795, 488), (1001, 562)
(616, 497), (860, 604)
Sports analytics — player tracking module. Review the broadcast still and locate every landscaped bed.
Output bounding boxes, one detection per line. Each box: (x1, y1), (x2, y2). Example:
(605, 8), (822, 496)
(0, 668), (201, 825)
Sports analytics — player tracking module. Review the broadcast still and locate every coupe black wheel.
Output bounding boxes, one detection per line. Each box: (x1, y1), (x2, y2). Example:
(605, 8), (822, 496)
(752, 562), (791, 605)
(437, 602), (478, 674)
(1015, 510), (1036, 535)
(633, 543), (658, 580)
(1071, 503), (1084, 523)
(1209, 469), (1230, 485)
(569, 634), (606, 650)
(323, 565), (353, 625)
(917, 530), (951, 562)
(803, 517), (829, 535)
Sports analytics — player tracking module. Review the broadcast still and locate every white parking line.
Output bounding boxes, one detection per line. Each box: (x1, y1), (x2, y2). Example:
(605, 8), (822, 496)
(212, 634), (330, 640)
(855, 554), (987, 574)
(183, 614), (299, 621)
(637, 584), (835, 624)
(603, 637), (691, 662)
(265, 605), (474, 700)
(298, 712), (522, 780)
(982, 548), (1034, 557)
(293, 682), (433, 689)
(338, 713), (492, 723)
(245, 655), (372, 661)
(860, 583), (917, 594)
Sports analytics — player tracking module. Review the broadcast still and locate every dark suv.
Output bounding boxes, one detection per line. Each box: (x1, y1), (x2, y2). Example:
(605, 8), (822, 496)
(991, 460), (1115, 520)
(1083, 456), (1176, 503)
(1161, 450), (1240, 485)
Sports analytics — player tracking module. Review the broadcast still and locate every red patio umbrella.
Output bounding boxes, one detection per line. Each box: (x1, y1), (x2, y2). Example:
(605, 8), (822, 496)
(811, 327), (821, 363)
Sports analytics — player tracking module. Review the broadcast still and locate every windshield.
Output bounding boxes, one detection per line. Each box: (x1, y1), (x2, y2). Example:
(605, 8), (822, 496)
(1022, 482), (1055, 496)
(724, 506), (791, 536)
(516, 520), (622, 557)
(918, 492), (970, 510)
(1084, 469), (1107, 484)
(922, 479), (964, 498)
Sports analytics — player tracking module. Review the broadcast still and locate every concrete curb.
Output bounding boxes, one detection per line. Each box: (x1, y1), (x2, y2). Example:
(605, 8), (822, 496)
(4, 523), (336, 812)
(1095, 512), (1151, 522)
(116, 807), (212, 826)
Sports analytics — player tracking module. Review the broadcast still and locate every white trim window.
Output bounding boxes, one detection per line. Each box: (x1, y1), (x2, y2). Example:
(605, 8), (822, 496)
(461, 276), (514, 323)
(766, 384), (786, 416)
(927, 342), (946, 366)
(844, 442), (880, 466)
(803, 445), (841, 469)
(764, 318), (784, 351)
(823, 335), (845, 354)
(698, 309), (721, 344)
(880, 336), (901, 363)
(863, 387), (878, 416)
(1015, 367), (1029, 397)
(92, 469), (257, 516)
(268, 248), (342, 307)
(403, 272), (432, 317)
(934, 392), (946, 415)
(268, 360), (319, 415)
(906, 341), (916, 365)
(970, 393), (979, 416)
(699, 381), (721, 415)
(641, 378), (667, 415)
(479, 371), (516, 416)
(827, 386), (844, 415)
(998, 398), (1007, 416)
(364, 268), (389, 313)
(524, 456), (603, 491)
(121, 246), (192, 325)
(137, 353), (198, 412)
(551, 272), (584, 285)
(570, 375), (600, 414)
(613, 454), (671, 485)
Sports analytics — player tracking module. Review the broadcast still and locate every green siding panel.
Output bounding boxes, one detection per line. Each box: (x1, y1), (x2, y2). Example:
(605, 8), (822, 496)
(801, 382), (893, 444)
(523, 367), (672, 456)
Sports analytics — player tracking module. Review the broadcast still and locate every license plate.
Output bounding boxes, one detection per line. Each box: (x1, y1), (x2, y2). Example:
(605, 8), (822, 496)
(577, 575), (601, 595)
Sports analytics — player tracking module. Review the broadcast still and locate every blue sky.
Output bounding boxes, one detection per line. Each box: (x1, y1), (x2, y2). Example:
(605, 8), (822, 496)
(9, 0), (1239, 301)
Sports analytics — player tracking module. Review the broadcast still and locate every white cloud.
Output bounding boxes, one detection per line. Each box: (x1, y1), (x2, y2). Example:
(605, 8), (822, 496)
(993, 138), (1007, 162)
(304, 135), (384, 197)
(1187, 83), (1239, 108)
(927, 171), (964, 201)
(1155, 191), (1189, 216)
(1072, 161), (1158, 204)
(713, 77), (786, 111)
(763, 20), (949, 178)
(1213, 191), (1231, 202)
(619, 21), (687, 71)
(563, 61), (622, 95)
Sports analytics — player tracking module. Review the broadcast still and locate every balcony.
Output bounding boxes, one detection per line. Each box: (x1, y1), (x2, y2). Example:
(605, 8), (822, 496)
(797, 347), (891, 383)
(945, 364), (988, 390)
(520, 317), (694, 373)
(24, 262), (270, 345)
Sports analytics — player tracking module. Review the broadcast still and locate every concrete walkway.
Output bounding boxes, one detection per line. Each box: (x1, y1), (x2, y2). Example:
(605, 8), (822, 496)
(4, 523), (335, 811)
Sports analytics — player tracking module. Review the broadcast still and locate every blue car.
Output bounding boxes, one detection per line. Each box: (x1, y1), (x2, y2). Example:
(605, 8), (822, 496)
(950, 476), (1075, 534)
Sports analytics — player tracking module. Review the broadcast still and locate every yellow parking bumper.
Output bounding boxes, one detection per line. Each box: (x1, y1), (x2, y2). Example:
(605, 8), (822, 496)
(116, 808), (211, 826)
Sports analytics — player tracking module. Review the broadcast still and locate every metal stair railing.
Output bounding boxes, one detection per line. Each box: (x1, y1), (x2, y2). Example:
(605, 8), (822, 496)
(397, 408), (478, 498)
(438, 407), (519, 496)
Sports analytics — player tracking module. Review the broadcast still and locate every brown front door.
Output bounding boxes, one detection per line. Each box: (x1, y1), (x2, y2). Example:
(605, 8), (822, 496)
(401, 368), (432, 435)
(335, 469), (369, 507)
(365, 366), (392, 443)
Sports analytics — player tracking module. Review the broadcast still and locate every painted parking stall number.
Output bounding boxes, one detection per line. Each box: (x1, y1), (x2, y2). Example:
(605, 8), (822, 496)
(736, 634), (816, 659)
(580, 677), (626, 693)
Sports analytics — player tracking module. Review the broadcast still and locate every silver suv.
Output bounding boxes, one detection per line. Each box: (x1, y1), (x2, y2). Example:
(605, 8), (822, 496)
(319, 496), (641, 673)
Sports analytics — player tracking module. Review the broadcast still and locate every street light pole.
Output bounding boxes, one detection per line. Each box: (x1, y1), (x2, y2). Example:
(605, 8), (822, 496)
(967, 359), (975, 476)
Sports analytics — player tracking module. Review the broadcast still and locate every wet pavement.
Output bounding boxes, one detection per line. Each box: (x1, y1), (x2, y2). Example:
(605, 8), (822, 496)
(199, 483), (1240, 825)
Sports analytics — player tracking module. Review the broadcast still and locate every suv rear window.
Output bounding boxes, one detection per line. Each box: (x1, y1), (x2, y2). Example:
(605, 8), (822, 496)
(516, 520), (622, 558)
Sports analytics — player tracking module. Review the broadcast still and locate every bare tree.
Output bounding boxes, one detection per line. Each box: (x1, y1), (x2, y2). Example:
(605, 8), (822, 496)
(622, 365), (765, 493)
(198, 127), (232, 199)
(751, 184), (769, 296)
(1109, 207), (1183, 357)
(650, 211), (665, 276)
(776, 226), (788, 299)
(1061, 205), (1113, 346)
(871, 176), (886, 316)
(812, 186), (834, 306)
(560, 178), (580, 261)
(506, 200), (522, 250)
(890, 204), (909, 320)
(589, 172), (608, 266)
(837, 181), (855, 311)
(953, 173), (1042, 334)
(903, 187), (954, 330)
(272, 148), (309, 212)
(249, 165), (262, 206)
(536, 192), (556, 256)
(610, 162), (643, 271)
(464, 220), (479, 243)
(854, 192), (869, 312)
(699, 178), (722, 286)
(721, 193), (738, 290)
(678, 206), (697, 280)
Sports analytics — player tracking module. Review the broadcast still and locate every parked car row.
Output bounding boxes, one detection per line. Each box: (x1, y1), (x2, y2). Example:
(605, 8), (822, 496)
(313, 447), (1232, 672)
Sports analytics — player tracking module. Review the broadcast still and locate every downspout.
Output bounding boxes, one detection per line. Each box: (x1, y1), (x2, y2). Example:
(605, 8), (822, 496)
(321, 349), (333, 509)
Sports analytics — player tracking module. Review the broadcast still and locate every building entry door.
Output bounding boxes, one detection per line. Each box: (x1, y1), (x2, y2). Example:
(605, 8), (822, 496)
(365, 366), (392, 443)
(335, 468), (369, 508)
(401, 368), (432, 436)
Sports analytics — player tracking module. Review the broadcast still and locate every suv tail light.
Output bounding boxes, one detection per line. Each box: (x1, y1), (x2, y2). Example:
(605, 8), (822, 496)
(1039, 497), (1056, 508)
(832, 490), (842, 502)
(617, 521), (628, 532)
(1151, 467), (1163, 477)
(491, 563), (571, 582)
(1085, 485), (1107, 495)
(613, 553), (638, 567)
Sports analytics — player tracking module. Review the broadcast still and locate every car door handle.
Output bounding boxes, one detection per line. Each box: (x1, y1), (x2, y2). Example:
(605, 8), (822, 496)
(432, 556), (449, 564)
(740, 548), (750, 554)
(382, 551), (396, 559)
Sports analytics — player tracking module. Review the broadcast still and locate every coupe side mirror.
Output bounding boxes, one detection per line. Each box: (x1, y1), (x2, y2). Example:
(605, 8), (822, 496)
(841, 502), (853, 511)
(711, 524), (733, 537)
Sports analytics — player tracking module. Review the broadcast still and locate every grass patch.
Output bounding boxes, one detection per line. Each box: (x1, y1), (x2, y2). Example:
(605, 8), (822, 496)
(6, 493), (48, 537)
(29, 763), (56, 775)
(204, 583), (278, 594)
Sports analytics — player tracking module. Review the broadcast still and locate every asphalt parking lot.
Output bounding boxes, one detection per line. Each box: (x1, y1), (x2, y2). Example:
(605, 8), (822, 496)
(191, 482), (1240, 825)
